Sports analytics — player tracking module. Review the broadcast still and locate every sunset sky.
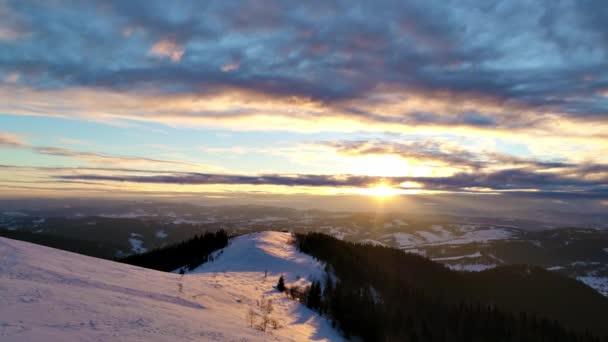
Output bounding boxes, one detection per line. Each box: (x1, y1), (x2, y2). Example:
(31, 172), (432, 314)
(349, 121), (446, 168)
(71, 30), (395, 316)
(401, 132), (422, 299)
(1, 1), (607, 211)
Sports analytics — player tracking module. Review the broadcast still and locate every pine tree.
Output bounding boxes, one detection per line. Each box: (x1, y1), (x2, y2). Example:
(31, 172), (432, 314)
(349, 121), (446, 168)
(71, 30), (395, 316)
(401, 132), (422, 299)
(306, 280), (322, 310)
(277, 275), (286, 292)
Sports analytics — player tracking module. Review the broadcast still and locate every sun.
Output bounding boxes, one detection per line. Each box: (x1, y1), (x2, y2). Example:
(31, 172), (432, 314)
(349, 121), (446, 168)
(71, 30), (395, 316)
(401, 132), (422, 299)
(361, 183), (399, 198)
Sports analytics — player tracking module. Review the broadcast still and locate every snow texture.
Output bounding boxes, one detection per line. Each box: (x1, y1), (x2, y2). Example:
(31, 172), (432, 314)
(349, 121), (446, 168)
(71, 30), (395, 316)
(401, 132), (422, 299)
(577, 276), (608, 297)
(432, 252), (482, 261)
(382, 226), (513, 248)
(128, 237), (147, 254)
(446, 263), (497, 272)
(0, 232), (343, 341)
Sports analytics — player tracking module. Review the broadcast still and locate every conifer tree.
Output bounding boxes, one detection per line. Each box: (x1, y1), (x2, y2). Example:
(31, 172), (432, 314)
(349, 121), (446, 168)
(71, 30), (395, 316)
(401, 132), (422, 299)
(277, 275), (286, 292)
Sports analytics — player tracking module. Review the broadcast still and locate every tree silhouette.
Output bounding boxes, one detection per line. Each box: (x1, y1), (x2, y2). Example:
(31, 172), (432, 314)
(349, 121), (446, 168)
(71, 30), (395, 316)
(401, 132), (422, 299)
(277, 275), (286, 292)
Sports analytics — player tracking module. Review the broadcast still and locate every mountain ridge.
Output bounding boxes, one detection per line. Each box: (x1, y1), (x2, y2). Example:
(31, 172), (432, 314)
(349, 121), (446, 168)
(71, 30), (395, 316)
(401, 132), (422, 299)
(0, 232), (341, 341)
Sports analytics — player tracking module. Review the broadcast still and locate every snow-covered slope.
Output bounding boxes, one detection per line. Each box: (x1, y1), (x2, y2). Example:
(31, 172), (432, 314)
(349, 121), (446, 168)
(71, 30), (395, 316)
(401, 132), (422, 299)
(0, 232), (342, 341)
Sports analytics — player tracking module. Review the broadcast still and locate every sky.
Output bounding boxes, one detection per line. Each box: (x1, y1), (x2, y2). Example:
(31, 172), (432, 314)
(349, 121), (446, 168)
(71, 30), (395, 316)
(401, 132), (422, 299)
(0, 0), (607, 213)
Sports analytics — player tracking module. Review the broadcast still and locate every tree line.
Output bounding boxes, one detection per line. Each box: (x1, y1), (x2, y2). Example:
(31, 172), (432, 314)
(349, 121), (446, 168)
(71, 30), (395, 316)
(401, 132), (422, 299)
(117, 230), (229, 271)
(292, 232), (608, 342)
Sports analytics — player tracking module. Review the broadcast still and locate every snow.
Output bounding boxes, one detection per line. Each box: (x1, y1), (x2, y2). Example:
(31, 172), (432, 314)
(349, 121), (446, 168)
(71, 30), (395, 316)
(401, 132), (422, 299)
(0, 233), (343, 341)
(570, 261), (602, 266)
(1, 211), (28, 217)
(546, 266), (564, 271)
(381, 226), (512, 248)
(416, 230), (444, 242)
(156, 230), (168, 238)
(604, 248), (608, 254)
(100, 210), (153, 218)
(403, 248), (427, 256)
(432, 252), (482, 261)
(392, 219), (407, 226)
(446, 263), (497, 272)
(382, 232), (423, 247)
(487, 254), (504, 263)
(323, 226), (347, 240)
(530, 240), (543, 248)
(172, 218), (201, 225)
(358, 239), (386, 247)
(577, 276), (608, 297)
(128, 238), (147, 254)
(439, 227), (513, 245)
(186, 232), (342, 341)
(251, 216), (285, 223)
(431, 225), (451, 235)
(415, 226), (455, 243)
(297, 216), (315, 224)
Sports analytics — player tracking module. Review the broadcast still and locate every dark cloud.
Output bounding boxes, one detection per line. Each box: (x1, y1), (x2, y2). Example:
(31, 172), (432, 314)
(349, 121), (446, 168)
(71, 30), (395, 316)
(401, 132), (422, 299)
(55, 173), (381, 188)
(1, 0), (607, 126)
(408, 168), (607, 192)
(54, 166), (608, 197)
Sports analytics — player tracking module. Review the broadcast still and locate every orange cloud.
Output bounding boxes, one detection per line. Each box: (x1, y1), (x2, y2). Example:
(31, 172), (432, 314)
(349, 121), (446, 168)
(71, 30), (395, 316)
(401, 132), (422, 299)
(0, 26), (26, 41)
(1, 84), (607, 162)
(0, 131), (27, 148)
(148, 39), (185, 62)
(3, 72), (19, 83)
(221, 63), (240, 72)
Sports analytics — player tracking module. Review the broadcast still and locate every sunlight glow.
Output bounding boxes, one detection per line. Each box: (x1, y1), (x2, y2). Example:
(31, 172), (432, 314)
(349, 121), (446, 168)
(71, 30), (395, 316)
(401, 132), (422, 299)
(360, 184), (400, 198)
(349, 155), (411, 177)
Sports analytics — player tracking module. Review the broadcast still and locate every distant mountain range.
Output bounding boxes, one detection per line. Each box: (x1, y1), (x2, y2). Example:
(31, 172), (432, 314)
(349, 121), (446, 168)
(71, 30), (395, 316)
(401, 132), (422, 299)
(1, 201), (607, 298)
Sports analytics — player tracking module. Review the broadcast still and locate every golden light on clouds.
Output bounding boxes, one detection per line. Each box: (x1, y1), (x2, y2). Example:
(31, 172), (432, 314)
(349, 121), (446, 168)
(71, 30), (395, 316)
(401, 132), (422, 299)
(148, 39), (185, 62)
(363, 184), (398, 197)
(221, 63), (240, 72)
(346, 154), (456, 178)
(2, 84), (607, 153)
(348, 154), (411, 177)
(354, 183), (421, 198)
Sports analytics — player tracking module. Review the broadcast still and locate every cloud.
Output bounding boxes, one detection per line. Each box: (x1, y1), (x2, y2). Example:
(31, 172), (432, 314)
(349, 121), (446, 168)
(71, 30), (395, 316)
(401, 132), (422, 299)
(0, 132), (27, 148)
(319, 140), (482, 169)
(31, 146), (202, 168)
(148, 39), (185, 62)
(0, 133), (215, 170)
(3, 72), (19, 83)
(0, 0), (606, 128)
(318, 139), (575, 171)
(221, 63), (239, 72)
(54, 172), (378, 187)
(1, 85), (606, 148)
(0, 26), (26, 41)
(55, 137), (90, 146)
(0, 164), (202, 175)
(0, 0), (606, 201)
(52, 165), (608, 197)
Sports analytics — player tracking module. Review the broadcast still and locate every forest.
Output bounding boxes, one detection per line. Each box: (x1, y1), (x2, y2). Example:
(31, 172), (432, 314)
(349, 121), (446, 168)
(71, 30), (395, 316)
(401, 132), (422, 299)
(118, 230), (229, 271)
(294, 233), (608, 342)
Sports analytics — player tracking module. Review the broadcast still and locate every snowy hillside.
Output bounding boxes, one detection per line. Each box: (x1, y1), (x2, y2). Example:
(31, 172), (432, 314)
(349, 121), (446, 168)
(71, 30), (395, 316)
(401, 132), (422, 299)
(0, 232), (342, 341)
